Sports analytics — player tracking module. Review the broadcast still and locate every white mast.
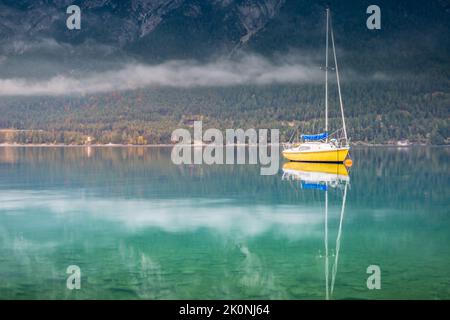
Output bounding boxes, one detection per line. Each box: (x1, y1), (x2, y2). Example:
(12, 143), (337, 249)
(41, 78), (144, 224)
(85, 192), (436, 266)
(330, 12), (348, 145)
(325, 8), (329, 140)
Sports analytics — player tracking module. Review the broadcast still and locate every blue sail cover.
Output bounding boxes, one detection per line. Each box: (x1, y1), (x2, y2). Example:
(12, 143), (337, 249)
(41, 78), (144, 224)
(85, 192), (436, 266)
(301, 132), (328, 141)
(301, 182), (328, 191)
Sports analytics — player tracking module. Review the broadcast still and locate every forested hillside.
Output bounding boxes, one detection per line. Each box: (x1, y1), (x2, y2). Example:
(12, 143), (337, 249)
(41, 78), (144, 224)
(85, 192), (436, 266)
(0, 78), (448, 145)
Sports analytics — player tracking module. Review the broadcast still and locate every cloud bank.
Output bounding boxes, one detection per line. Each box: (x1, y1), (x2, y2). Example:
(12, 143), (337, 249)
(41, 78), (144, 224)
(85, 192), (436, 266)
(0, 55), (322, 96)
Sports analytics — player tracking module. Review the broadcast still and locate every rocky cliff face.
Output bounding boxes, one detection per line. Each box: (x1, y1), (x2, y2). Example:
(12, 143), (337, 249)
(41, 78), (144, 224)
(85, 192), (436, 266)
(0, 0), (449, 65)
(0, 0), (286, 57)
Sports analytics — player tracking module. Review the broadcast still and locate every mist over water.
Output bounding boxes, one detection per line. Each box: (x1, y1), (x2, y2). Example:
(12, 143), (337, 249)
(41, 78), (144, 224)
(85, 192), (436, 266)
(0, 54), (325, 96)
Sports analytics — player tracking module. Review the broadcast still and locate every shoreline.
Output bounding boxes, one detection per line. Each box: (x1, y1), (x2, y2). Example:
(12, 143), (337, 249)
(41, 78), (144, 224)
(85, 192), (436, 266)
(0, 143), (446, 148)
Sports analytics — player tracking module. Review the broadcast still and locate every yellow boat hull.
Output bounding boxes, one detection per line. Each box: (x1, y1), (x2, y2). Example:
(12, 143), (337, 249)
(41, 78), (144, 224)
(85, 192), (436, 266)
(282, 148), (349, 162)
(283, 162), (349, 176)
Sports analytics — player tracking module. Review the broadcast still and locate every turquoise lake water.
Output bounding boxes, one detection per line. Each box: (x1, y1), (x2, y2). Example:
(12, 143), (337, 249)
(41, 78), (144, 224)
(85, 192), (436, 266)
(0, 146), (449, 299)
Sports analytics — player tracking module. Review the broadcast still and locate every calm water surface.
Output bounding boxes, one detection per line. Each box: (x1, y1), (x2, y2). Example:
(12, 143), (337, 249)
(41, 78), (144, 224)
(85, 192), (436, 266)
(0, 146), (449, 299)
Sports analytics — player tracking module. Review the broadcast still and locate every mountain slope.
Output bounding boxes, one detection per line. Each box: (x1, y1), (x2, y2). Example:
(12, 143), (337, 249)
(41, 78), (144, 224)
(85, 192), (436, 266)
(0, 0), (448, 145)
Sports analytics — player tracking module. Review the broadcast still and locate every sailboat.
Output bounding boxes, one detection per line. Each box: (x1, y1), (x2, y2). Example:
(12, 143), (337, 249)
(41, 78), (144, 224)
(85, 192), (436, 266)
(283, 8), (350, 163)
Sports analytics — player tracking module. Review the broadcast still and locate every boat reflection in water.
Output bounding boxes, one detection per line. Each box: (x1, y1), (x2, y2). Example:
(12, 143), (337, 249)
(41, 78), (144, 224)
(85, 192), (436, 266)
(282, 162), (350, 300)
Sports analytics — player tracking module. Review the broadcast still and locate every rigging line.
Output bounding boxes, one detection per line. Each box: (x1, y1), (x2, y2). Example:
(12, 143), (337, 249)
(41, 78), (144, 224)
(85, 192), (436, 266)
(324, 188), (329, 300)
(325, 8), (329, 138)
(325, 9), (329, 134)
(330, 181), (348, 295)
(288, 124), (299, 143)
(329, 12), (348, 145)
